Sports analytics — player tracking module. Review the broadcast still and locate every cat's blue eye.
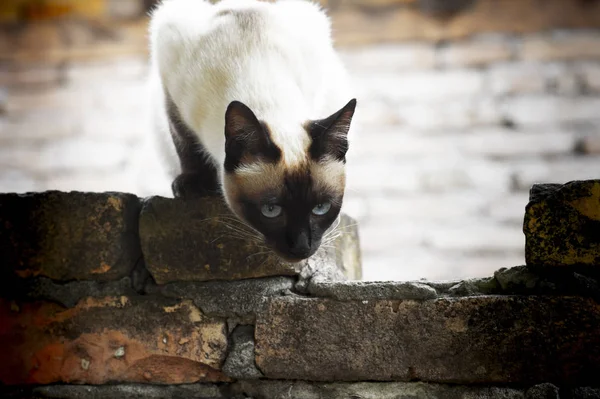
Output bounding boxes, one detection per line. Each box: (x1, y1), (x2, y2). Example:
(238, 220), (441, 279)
(261, 204), (282, 218)
(312, 202), (331, 216)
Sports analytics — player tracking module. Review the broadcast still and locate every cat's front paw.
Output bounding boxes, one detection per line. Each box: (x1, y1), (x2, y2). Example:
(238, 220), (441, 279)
(171, 173), (220, 199)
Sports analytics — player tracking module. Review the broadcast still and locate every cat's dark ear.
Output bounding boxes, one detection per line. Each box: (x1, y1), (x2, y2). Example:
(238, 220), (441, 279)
(308, 98), (357, 163)
(224, 100), (281, 172)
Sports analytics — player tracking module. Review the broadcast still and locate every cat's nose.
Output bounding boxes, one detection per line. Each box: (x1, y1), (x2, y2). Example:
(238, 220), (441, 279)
(286, 231), (311, 258)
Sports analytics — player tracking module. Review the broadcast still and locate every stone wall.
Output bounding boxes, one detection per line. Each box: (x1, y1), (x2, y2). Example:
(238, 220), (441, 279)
(1, 179), (600, 398)
(1, 0), (600, 281)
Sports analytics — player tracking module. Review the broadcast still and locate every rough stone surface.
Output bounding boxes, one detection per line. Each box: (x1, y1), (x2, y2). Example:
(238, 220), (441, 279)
(524, 180), (600, 267)
(307, 280), (437, 301)
(525, 383), (560, 399)
(222, 325), (263, 380)
(0, 296), (229, 385)
(139, 196), (360, 284)
(232, 381), (526, 399)
(255, 296), (600, 384)
(1, 276), (138, 308)
(568, 387), (600, 399)
(2, 384), (229, 399)
(0, 191), (141, 281)
(156, 277), (294, 323)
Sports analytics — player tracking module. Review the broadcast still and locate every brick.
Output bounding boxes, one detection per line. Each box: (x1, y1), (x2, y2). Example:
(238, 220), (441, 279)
(0, 62), (65, 89)
(65, 57), (147, 87)
(488, 62), (547, 95)
(438, 36), (514, 67)
(521, 32), (600, 61)
(576, 135), (600, 155)
(339, 43), (436, 71)
(347, 157), (512, 194)
(459, 128), (577, 158)
(511, 157), (600, 191)
(577, 61), (600, 92)
(0, 296), (229, 385)
(394, 97), (501, 130)
(139, 196), (360, 284)
(484, 193), (530, 225)
(365, 192), (489, 223)
(233, 380), (526, 399)
(524, 180), (600, 267)
(156, 277), (295, 323)
(0, 191), (141, 281)
(256, 295), (600, 384)
(544, 63), (580, 95)
(500, 96), (600, 126)
(328, 0), (600, 45)
(354, 70), (484, 102)
(0, 110), (78, 142)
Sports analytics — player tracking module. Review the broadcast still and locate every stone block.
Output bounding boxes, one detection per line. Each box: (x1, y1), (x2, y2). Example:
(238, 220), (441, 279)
(488, 62), (547, 95)
(4, 384), (228, 399)
(0, 191), (141, 281)
(577, 62), (600, 92)
(524, 180), (600, 267)
(157, 277), (295, 323)
(232, 380), (526, 399)
(521, 32), (600, 61)
(500, 96), (600, 126)
(438, 36), (514, 67)
(339, 43), (437, 71)
(354, 70), (484, 102)
(222, 325), (263, 380)
(0, 296), (229, 385)
(307, 280), (437, 300)
(255, 296), (600, 384)
(139, 196), (360, 284)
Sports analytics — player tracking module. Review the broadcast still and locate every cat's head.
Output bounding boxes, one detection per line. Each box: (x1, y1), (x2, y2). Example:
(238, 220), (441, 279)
(221, 99), (357, 262)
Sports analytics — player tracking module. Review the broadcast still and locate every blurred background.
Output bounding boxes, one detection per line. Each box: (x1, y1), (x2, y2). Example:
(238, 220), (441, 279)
(1, 0), (599, 281)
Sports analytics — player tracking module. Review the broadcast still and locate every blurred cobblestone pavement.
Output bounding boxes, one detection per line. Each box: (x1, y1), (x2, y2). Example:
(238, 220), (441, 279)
(1, 1), (600, 281)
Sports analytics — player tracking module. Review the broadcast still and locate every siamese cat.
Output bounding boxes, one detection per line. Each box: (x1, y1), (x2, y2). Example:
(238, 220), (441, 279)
(148, 0), (357, 261)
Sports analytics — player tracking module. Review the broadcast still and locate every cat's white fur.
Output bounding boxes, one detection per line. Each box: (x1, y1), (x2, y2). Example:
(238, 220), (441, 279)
(148, 0), (353, 179)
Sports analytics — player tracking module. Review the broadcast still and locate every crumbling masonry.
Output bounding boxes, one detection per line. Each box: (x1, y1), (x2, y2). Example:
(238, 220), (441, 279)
(1, 180), (600, 398)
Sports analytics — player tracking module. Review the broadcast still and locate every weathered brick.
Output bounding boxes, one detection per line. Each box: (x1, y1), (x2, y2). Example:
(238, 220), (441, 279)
(500, 96), (600, 126)
(233, 380), (526, 399)
(339, 43), (436, 71)
(488, 62), (547, 95)
(0, 110), (78, 141)
(65, 57), (147, 87)
(0, 296), (229, 385)
(139, 196), (360, 284)
(0, 191), (141, 281)
(255, 296), (600, 384)
(521, 31), (600, 61)
(354, 70), (484, 102)
(511, 157), (600, 191)
(459, 128), (576, 158)
(438, 36), (514, 67)
(346, 157), (512, 194)
(0, 62), (65, 89)
(524, 180), (600, 267)
(577, 61), (600, 92)
(395, 97), (501, 130)
(575, 135), (600, 155)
